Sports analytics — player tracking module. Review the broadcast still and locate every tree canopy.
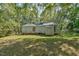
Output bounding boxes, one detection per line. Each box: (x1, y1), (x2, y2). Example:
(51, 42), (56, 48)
(0, 3), (79, 37)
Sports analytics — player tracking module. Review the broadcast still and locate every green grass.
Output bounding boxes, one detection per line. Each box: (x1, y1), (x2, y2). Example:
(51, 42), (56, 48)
(0, 35), (79, 56)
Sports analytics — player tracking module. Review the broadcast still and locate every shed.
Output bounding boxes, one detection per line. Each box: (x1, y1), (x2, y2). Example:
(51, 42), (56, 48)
(22, 24), (36, 34)
(42, 22), (57, 35)
(22, 22), (57, 35)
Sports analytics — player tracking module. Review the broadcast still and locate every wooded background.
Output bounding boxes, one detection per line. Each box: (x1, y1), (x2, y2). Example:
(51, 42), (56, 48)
(0, 3), (79, 37)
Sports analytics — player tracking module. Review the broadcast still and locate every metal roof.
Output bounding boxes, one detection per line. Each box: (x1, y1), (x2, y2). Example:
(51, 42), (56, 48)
(23, 22), (56, 26)
(42, 22), (56, 26)
(23, 24), (36, 26)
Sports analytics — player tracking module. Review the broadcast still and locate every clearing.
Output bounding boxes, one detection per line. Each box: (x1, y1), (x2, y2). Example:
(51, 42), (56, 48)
(0, 35), (79, 56)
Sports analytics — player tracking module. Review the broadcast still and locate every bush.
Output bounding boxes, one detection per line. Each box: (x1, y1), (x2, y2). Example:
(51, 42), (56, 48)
(0, 20), (20, 37)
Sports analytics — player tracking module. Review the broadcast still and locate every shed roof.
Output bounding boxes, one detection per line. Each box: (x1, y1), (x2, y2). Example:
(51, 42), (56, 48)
(23, 22), (56, 26)
(23, 24), (36, 26)
(42, 22), (56, 26)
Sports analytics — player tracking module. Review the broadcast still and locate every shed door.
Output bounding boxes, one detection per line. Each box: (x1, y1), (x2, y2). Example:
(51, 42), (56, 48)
(33, 27), (36, 32)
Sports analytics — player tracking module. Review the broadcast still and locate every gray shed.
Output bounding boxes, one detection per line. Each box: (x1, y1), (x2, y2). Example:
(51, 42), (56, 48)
(42, 22), (57, 35)
(22, 24), (36, 34)
(22, 22), (57, 35)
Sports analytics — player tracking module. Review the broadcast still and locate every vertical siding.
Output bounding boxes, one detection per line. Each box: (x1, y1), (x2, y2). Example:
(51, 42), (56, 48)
(22, 24), (55, 35)
(44, 26), (54, 35)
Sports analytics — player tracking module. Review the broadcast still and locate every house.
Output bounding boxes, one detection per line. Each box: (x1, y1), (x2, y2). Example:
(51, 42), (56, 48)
(22, 22), (58, 35)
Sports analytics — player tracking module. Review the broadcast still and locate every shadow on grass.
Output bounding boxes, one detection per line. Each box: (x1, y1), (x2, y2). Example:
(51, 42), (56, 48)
(0, 37), (79, 56)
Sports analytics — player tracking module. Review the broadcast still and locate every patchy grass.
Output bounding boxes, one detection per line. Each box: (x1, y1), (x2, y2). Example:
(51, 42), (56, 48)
(0, 35), (79, 56)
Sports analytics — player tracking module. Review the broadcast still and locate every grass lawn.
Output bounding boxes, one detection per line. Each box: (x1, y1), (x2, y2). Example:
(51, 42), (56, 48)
(0, 35), (79, 56)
